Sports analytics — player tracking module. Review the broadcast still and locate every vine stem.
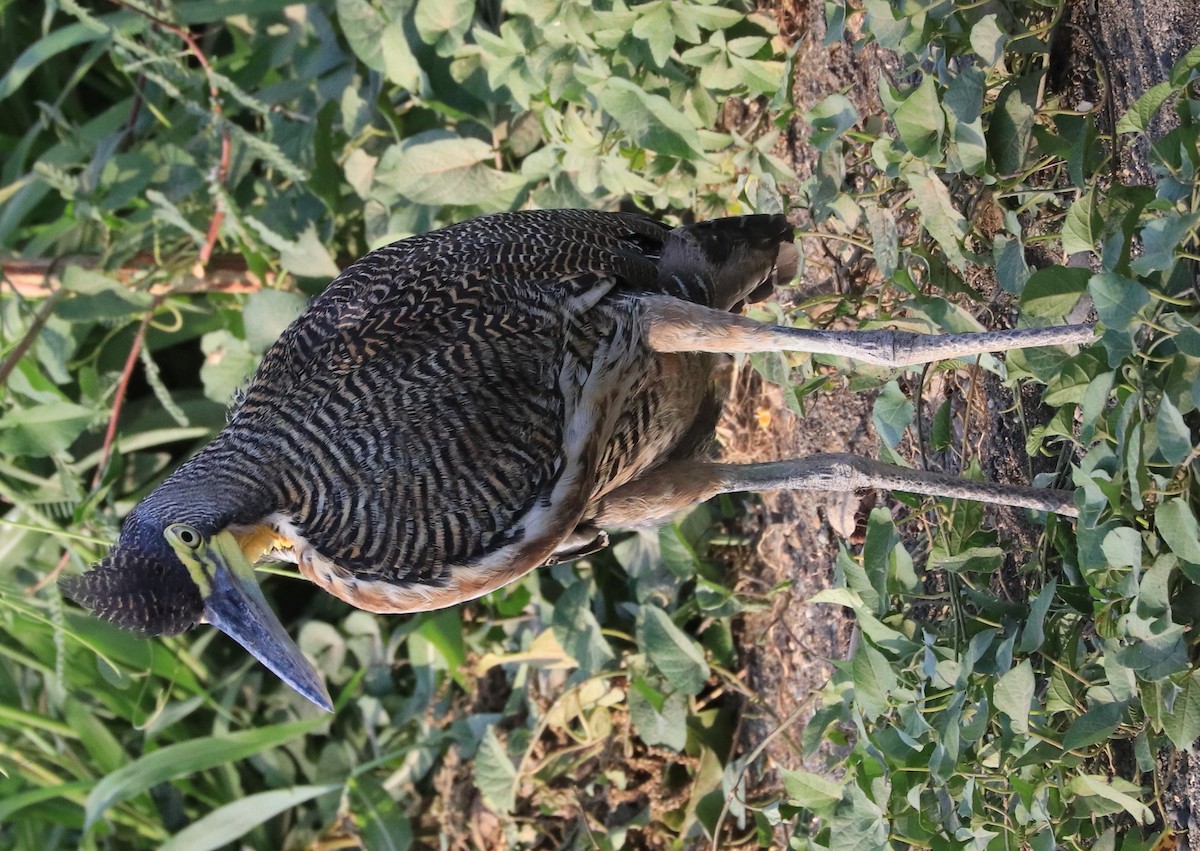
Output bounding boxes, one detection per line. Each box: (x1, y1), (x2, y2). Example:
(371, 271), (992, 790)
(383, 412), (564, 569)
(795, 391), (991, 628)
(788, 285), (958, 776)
(91, 295), (165, 489)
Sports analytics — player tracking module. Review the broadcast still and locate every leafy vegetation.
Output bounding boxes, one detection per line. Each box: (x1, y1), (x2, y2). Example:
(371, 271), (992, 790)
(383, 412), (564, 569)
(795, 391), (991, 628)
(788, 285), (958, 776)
(0, 0), (1198, 849)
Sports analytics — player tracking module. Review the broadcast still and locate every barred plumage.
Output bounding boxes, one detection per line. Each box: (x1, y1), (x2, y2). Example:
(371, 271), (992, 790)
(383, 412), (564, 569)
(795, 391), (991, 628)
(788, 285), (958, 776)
(67, 210), (793, 630)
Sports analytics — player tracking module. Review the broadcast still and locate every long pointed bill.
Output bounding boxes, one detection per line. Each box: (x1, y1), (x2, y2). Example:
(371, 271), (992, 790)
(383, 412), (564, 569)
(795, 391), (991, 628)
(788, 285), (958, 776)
(200, 532), (334, 712)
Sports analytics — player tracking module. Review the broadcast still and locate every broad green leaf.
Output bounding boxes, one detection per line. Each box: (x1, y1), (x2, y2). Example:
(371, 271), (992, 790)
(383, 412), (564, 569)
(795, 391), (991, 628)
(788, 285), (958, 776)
(0, 402), (94, 457)
(988, 73), (1041, 175)
(871, 381), (913, 450)
(865, 204), (898, 277)
(84, 719), (322, 829)
(243, 289), (309, 354)
(1100, 526), (1141, 568)
(631, 1), (675, 67)
(1155, 395), (1193, 465)
(639, 605), (710, 695)
(161, 784), (340, 851)
(1163, 669), (1200, 748)
(199, 330), (258, 404)
(781, 768), (843, 816)
(1018, 580), (1057, 653)
(1116, 81), (1174, 134)
(993, 660), (1034, 733)
(1088, 272), (1149, 333)
(1067, 775), (1153, 824)
(1170, 42), (1200, 85)
(1062, 188), (1098, 254)
(1019, 266), (1090, 319)
(552, 580), (615, 672)
(1156, 499), (1200, 564)
(806, 93), (859, 152)
(598, 78), (706, 158)
(969, 14), (1006, 66)
(890, 75), (943, 158)
(1131, 212), (1200, 275)
(414, 0), (473, 55)
(374, 130), (525, 207)
(851, 640), (897, 721)
(903, 162), (968, 268)
(628, 678), (688, 750)
(474, 727), (517, 815)
(994, 233), (1030, 294)
(1063, 702), (1122, 751)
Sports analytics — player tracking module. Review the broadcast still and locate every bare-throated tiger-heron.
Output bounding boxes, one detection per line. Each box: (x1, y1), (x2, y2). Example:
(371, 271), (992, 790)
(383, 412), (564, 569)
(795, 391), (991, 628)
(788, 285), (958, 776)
(61, 210), (1093, 711)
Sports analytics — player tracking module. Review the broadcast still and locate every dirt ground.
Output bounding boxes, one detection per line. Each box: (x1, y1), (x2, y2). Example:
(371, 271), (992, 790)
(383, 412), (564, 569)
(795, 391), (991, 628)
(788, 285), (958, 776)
(723, 0), (1200, 844)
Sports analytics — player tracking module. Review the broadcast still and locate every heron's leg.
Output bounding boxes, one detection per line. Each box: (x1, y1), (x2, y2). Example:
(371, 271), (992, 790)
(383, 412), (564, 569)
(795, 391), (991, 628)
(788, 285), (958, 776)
(640, 295), (1095, 366)
(593, 455), (1077, 525)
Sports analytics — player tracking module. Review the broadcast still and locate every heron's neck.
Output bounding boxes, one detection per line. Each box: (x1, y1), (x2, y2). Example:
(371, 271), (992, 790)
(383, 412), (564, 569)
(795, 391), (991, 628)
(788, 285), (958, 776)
(146, 437), (281, 534)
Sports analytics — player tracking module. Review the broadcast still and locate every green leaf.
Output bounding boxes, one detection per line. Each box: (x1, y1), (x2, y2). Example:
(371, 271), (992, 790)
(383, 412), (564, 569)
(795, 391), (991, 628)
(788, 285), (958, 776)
(1156, 498), (1200, 564)
(598, 77), (706, 158)
(890, 75), (944, 158)
(628, 678), (688, 750)
(474, 727), (517, 815)
(1170, 42), (1200, 85)
(1088, 272), (1150, 333)
(199, 330), (258, 404)
(414, 0), (473, 55)
(993, 660), (1034, 733)
(994, 234), (1030, 294)
(865, 204), (899, 278)
(639, 605), (710, 695)
(161, 784), (341, 851)
(1019, 266), (1090, 319)
(84, 719), (321, 829)
(805, 93), (859, 152)
(1131, 212), (1200, 275)
(872, 380), (913, 450)
(552, 580), (615, 673)
(1116, 81), (1174, 134)
(851, 640), (897, 721)
(631, 1), (675, 67)
(781, 768), (843, 816)
(988, 73), (1041, 175)
(1063, 702), (1122, 751)
(1067, 775), (1153, 824)
(1100, 526), (1141, 568)
(969, 14), (1007, 66)
(375, 130), (525, 207)
(0, 402), (94, 457)
(1062, 188), (1098, 254)
(903, 162), (968, 268)
(1044, 350), (1107, 406)
(243, 290), (309, 354)
(1163, 669), (1200, 748)
(1018, 579), (1057, 653)
(1155, 395), (1192, 466)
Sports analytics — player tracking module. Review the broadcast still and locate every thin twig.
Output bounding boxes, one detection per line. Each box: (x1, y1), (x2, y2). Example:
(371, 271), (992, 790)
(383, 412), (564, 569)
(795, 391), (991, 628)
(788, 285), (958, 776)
(0, 288), (66, 388)
(26, 551), (71, 597)
(711, 693), (816, 850)
(91, 294), (165, 489)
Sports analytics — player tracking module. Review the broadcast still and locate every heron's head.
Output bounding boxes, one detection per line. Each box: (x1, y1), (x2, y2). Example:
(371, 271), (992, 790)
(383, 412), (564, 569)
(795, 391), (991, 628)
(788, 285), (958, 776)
(60, 508), (333, 712)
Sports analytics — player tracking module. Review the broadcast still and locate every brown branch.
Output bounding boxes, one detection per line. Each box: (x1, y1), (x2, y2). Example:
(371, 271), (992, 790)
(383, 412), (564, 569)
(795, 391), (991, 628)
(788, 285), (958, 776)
(107, 0), (231, 267)
(1, 254), (273, 298)
(91, 294), (165, 489)
(0, 286), (66, 387)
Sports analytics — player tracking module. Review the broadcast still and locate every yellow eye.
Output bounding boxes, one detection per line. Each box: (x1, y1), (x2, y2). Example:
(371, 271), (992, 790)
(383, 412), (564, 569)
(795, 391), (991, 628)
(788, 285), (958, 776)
(167, 524), (203, 550)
